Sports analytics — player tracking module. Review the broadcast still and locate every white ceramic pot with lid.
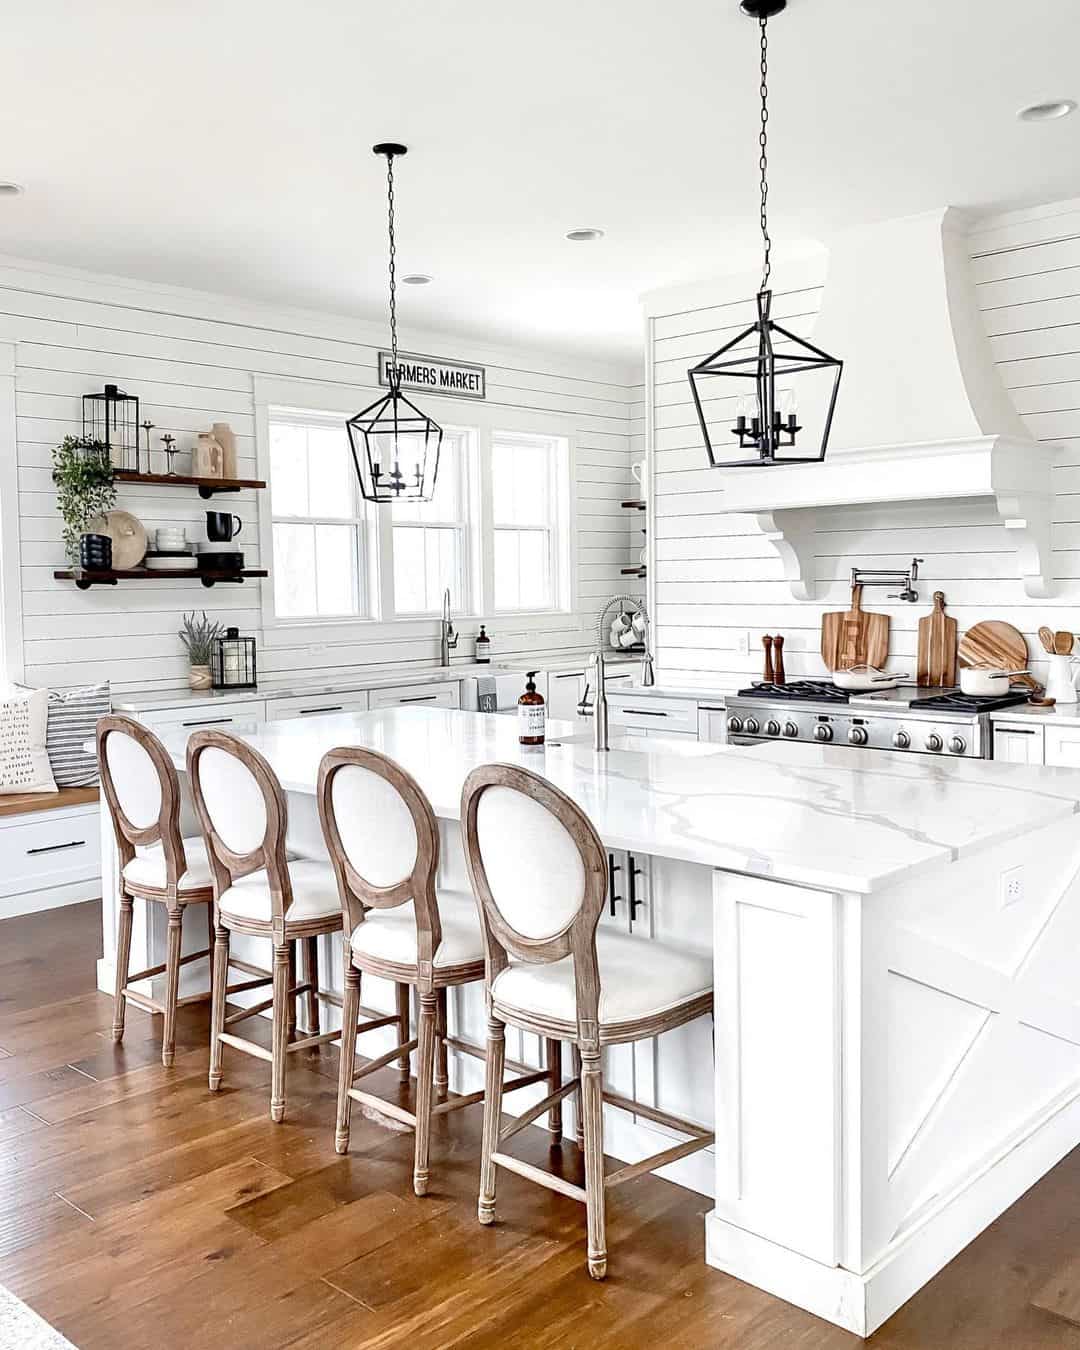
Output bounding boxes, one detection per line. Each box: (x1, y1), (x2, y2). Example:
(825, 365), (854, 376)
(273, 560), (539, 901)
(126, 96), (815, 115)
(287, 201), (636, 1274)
(958, 667), (1029, 697)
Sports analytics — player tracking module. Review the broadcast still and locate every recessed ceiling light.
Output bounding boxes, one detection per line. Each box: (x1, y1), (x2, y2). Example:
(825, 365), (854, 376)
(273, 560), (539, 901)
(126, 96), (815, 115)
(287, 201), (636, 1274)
(565, 227), (605, 242)
(402, 273), (433, 285)
(1018, 99), (1077, 123)
(0, 182), (24, 196)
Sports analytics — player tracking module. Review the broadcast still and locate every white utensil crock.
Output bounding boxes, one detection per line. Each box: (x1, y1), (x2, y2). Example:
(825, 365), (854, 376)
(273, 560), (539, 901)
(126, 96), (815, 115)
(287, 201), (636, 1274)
(1045, 653), (1079, 704)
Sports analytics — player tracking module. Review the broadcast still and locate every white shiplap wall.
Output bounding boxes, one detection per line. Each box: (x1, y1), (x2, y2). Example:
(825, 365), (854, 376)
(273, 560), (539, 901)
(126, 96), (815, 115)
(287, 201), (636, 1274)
(0, 257), (641, 692)
(646, 200), (1080, 687)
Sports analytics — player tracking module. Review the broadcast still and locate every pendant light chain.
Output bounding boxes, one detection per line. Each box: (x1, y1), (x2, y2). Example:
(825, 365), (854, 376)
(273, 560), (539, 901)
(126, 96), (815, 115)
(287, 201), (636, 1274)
(758, 16), (772, 293)
(385, 151), (399, 381)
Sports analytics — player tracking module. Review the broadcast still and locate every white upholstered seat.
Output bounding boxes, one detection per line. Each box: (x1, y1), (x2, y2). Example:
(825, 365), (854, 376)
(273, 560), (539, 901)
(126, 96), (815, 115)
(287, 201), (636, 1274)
(123, 836), (213, 892)
(217, 859), (341, 926)
(491, 929), (712, 1031)
(349, 889), (484, 970)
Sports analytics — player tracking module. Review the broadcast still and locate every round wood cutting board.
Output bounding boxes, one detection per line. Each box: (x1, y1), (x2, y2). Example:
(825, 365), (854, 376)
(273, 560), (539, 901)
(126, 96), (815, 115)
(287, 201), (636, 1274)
(957, 620), (1037, 689)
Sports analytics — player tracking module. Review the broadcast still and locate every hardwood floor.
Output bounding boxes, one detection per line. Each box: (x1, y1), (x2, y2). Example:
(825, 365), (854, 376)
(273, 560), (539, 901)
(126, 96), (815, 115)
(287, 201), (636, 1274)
(0, 900), (1079, 1348)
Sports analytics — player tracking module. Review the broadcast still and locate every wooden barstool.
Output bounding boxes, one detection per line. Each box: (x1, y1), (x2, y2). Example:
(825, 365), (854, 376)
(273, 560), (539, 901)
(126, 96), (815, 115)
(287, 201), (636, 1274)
(187, 729), (343, 1122)
(318, 746), (559, 1197)
(461, 763), (715, 1280)
(98, 714), (218, 1067)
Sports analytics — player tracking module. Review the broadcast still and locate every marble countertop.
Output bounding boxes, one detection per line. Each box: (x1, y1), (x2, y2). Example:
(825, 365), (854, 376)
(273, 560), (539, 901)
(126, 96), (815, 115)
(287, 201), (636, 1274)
(989, 702), (1080, 727)
(156, 706), (1080, 896)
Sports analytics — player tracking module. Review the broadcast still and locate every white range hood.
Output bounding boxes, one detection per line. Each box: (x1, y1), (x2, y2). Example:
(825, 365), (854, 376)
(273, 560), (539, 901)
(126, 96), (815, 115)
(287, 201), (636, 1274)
(714, 208), (1058, 600)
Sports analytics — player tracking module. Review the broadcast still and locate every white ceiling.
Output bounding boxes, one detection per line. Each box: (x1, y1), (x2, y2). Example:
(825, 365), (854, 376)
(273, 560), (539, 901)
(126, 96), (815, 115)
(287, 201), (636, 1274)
(1, 0), (1077, 367)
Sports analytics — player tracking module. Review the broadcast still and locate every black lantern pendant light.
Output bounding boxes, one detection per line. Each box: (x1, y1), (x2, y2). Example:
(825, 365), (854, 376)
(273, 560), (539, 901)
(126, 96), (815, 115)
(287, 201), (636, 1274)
(688, 0), (842, 467)
(347, 143), (443, 502)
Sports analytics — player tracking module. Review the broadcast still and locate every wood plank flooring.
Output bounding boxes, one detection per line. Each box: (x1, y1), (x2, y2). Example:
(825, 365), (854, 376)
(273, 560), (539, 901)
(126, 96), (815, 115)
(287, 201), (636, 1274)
(1, 900), (1079, 1347)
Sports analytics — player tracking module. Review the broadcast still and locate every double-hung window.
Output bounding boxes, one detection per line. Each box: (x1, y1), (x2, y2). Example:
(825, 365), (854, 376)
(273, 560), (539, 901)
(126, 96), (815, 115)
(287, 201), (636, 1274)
(491, 431), (567, 612)
(391, 428), (472, 615)
(268, 411), (369, 619)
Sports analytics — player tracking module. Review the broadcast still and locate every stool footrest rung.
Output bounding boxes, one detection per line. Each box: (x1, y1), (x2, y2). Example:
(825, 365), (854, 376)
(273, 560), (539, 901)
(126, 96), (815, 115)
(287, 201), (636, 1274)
(604, 1133), (714, 1189)
(491, 1151), (587, 1203)
(351, 1037), (418, 1082)
(217, 1031), (272, 1063)
(499, 1077), (578, 1143)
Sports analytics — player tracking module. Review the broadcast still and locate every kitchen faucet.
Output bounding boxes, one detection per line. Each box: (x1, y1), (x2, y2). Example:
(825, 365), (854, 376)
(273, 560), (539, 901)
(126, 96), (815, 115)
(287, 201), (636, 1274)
(440, 588), (458, 666)
(578, 594), (655, 750)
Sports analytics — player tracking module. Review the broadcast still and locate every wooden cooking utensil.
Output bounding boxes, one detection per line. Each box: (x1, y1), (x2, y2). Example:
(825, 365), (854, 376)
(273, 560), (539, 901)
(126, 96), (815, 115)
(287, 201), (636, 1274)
(1039, 626), (1055, 655)
(821, 584), (890, 672)
(958, 620), (1038, 690)
(916, 591), (957, 687)
(762, 635), (775, 683)
(1054, 631), (1074, 655)
(773, 634), (786, 685)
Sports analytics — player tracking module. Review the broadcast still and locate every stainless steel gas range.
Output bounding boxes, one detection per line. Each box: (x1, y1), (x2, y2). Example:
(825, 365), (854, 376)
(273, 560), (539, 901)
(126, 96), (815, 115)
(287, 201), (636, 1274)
(724, 680), (1032, 759)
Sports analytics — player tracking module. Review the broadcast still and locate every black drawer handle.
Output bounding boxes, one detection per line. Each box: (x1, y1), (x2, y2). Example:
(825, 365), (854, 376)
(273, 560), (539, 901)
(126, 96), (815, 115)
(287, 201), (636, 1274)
(181, 716), (234, 727)
(607, 853), (622, 917)
(998, 727), (1036, 735)
(628, 852), (644, 921)
(699, 705), (725, 712)
(298, 705), (343, 715)
(554, 672), (583, 680)
(27, 840), (87, 856)
(621, 708), (668, 718)
(399, 694), (437, 703)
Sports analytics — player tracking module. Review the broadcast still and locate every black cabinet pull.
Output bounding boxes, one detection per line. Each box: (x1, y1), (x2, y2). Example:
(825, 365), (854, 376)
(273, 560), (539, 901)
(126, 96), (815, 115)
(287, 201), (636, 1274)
(997, 727), (1036, 735)
(27, 840), (86, 856)
(554, 672), (584, 680)
(627, 852), (645, 921)
(607, 852), (622, 917)
(298, 705), (343, 715)
(399, 694), (437, 704)
(622, 708), (668, 718)
(181, 716), (234, 727)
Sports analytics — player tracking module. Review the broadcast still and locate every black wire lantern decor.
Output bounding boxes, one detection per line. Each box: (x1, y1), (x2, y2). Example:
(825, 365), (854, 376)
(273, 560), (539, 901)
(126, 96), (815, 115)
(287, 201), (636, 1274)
(688, 0), (842, 468)
(347, 143), (443, 503)
(83, 383), (140, 472)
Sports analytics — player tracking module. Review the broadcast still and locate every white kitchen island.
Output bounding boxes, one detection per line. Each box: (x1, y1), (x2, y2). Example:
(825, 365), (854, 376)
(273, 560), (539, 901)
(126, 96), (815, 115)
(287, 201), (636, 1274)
(126, 707), (1080, 1337)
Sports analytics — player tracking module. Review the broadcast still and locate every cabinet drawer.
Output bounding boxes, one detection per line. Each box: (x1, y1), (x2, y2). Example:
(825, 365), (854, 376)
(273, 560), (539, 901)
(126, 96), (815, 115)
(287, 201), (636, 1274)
(0, 806), (101, 898)
(608, 695), (699, 737)
(266, 690), (370, 721)
(369, 682), (460, 711)
(1044, 726), (1080, 768)
(139, 700), (267, 733)
(993, 722), (1044, 765)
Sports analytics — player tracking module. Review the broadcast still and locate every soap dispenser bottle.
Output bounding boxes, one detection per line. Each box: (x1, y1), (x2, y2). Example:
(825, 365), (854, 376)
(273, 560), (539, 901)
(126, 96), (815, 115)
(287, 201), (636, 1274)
(518, 671), (546, 747)
(475, 625), (491, 664)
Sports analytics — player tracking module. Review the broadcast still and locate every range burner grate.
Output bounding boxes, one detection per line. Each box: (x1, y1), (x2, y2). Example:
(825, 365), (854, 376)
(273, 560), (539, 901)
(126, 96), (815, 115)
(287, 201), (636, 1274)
(737, 680), (850, 704)
(913, 689), (1032, 714)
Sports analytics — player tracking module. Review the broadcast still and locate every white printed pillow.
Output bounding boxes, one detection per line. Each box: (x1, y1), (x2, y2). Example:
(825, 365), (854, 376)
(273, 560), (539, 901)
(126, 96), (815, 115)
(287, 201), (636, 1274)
(47, 682), (111, 786)
(0, 686), (58, 795)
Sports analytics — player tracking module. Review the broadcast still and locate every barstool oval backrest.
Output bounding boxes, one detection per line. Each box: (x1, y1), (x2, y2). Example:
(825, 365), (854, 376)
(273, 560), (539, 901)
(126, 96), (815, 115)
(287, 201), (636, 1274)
(186, 729), (292, 917)
(317, 747), (442, 966)
(97, 714), (187, 889)
(460, 763), (608, 1035)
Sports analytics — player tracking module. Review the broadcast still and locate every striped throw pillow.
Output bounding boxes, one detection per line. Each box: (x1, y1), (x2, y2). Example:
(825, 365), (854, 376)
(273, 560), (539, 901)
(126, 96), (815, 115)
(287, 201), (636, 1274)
(46, 683), (111, 787)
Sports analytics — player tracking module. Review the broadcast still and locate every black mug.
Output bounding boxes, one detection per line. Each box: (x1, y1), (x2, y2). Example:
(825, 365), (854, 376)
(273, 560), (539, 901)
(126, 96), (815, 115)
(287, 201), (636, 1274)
(206, 511), (242, 542)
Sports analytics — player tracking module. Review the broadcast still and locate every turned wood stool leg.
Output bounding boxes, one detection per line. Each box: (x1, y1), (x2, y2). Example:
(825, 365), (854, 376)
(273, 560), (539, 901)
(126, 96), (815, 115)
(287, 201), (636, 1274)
(205, 902), (215, 996)
(413, 991), (438, 1196)
(434, 988), (449, 1098)
(303, 936), (320, 1038)
(336, 963), (361, 1154)
(271, 942), (290, 1122)
(208, 923), (229, 1091)
(112, 895), (134, 1043)
(545, 1038), (563, 1138)
(580, 1048), (608, 1280)
(161, 907), (183, 1068)
(286, 942), (298, 1041)
(572, 1044), (585, 1148)
(396, 983), (412, 1081)
(478, 1016), (506, 1225)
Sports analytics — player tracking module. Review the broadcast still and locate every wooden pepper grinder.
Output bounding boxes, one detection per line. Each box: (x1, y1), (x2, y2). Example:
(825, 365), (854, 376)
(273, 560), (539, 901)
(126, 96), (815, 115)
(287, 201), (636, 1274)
(773, 634), (786, 685)
(762, 635), (775, 684)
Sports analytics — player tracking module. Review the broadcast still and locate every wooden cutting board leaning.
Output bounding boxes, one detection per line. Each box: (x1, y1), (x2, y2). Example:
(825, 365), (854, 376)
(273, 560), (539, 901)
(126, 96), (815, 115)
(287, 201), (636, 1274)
(916, 591), (958, 687)
(820, 584), (890, 672)
(957, 620), (1039, 690)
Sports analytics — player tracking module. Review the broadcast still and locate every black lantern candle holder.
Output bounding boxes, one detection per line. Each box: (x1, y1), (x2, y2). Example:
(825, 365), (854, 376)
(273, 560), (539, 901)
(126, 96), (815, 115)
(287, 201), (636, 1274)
(83, 384), (140, 472)
(210, 627), (257, 690)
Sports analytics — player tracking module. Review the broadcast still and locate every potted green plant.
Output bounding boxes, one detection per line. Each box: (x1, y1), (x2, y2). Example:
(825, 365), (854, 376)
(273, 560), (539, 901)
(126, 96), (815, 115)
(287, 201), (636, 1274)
(179, 611), (225, 690)
(52, 436), (117, 566)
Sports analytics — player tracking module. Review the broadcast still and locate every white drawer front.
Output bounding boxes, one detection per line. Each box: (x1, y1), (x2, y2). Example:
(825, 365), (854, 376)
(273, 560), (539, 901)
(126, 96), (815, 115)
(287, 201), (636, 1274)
(608, 695), (699, 737)
(266, 690), (370, 721)
(139, 700), (267, 733)
(0, 806), (102, 898)
(1044, 726), (1080, 768)
(993, 723), (1044, 765)
(369, 682), (460, 711)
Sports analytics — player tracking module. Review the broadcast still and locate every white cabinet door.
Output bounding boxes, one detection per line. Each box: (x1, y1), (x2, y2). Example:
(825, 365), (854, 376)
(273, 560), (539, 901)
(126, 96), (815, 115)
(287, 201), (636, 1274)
(993, 723), (1045, 765)
(368, 681), (460, 710)
(608, 694), (698, 737)
(1044, 726), (1080, 767)
(546, 669), (586, 724)
(266, 690), (370, 721)
(697, 706), (728, 743)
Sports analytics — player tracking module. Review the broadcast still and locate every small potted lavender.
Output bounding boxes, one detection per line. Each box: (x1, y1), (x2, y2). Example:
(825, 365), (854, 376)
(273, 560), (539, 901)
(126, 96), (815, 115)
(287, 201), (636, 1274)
(179, 611), (225, 690)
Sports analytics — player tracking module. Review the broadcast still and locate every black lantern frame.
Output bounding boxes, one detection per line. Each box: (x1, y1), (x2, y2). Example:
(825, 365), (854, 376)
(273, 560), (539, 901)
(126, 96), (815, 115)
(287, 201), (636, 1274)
(83, 383), (140, 472)
(347, 142), (443, 503)
(210, 626), (257, 691)
(688, 289), (842, 467)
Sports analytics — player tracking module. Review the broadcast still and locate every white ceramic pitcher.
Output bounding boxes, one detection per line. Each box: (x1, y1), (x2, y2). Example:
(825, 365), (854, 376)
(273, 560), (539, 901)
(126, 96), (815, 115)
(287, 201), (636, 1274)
(1045, 653), (1080, 705)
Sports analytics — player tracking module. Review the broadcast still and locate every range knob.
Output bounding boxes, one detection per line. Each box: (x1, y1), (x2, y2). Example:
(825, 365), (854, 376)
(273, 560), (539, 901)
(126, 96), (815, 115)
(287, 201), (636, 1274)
(892, 729), (911, 750)
(848, 726), (869, 746)
(744, 717), (760, 735)
(949, 735), (967, 755)
(925, 732), (943, 752)
(766, 719), (781, 737)
(783, 721), (799, 738)
(726, 716), (743, 735)
(813, 723), (833, 743)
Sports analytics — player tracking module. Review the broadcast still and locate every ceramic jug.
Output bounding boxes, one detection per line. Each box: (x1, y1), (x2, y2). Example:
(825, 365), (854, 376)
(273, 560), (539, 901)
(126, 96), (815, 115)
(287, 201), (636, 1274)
(1045, 653), (1079, 705)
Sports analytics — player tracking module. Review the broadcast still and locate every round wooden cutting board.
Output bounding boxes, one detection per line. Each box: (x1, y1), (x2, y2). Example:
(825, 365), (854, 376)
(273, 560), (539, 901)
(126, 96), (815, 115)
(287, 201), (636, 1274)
(957, 620), (1037, 689)
(89, 510), (148, 569)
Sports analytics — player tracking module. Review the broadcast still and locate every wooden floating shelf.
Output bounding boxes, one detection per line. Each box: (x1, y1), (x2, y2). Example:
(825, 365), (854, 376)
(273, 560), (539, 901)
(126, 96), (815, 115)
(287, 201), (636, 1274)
(621, 499), (647, 511)
(54, 568), (268, 591)
(113, 470), (266, 500)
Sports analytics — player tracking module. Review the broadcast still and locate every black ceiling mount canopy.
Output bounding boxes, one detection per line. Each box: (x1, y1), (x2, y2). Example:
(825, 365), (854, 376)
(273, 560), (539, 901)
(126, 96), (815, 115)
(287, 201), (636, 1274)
(346, 140), (443, 504)
(689, 0), (842, 469)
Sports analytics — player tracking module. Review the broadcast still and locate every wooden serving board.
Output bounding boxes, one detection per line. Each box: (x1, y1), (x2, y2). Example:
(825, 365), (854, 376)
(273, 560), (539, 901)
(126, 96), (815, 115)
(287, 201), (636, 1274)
(916, 591), (957, 687)
(821, 584), (889, 672)
(957, 620), (1038, 689)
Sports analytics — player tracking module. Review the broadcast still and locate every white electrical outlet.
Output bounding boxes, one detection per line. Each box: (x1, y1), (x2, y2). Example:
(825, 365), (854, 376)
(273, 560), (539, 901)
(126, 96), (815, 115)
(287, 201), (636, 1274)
(308, 643), (328, 657)
(737, 632), (750, 656)
(1000, 864), (1025, 908)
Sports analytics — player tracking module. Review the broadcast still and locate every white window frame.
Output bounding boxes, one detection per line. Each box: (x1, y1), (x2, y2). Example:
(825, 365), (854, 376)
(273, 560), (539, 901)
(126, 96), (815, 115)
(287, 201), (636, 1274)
(254, 375), (578, 647)
(0, 342), (23, 685)
(489, 429), (570, 615)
